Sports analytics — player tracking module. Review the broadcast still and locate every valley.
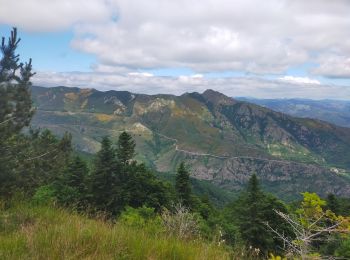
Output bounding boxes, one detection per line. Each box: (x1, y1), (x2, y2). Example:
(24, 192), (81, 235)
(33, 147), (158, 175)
(30, 86), (350, 200)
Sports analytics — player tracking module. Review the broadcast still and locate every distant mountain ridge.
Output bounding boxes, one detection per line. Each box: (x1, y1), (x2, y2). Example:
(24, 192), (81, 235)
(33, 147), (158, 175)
(30, 86), (350, 200)
(236, 97), (350, 128)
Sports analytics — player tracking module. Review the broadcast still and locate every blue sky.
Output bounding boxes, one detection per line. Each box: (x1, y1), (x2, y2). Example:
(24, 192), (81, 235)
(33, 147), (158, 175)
(0, 25), (95, 72)
(0, 0), (350, 99)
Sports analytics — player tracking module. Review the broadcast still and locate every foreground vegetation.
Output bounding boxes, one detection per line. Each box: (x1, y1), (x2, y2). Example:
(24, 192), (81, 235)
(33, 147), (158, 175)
(0, 202), (230, 260)
(2, 193), (350, 259)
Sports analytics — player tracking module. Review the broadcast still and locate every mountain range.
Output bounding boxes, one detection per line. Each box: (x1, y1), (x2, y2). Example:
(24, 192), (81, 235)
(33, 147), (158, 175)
(30, 86), (350, 200)
(237, 97), (350, 128)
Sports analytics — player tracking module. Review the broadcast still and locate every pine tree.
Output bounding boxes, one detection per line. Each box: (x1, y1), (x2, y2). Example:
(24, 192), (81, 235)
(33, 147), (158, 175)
(54, 155), (88, 207)
(326, 193), (340, 215)
(0, 27), (35, 139)
(90, 136), (119, 212)
(175, 162), (192, 208)
(124, 163), (172, 211)
(65, 156), (88, 193)
(0, 28), (35, 197)
(238, 174), (266, 250)
(232, 174), (291, 255)
(116, 131), (136, 166)
(14, 130), (73, 194)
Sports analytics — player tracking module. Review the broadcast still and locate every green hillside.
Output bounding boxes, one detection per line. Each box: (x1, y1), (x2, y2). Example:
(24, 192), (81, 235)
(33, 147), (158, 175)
(31, 86), (350, 199)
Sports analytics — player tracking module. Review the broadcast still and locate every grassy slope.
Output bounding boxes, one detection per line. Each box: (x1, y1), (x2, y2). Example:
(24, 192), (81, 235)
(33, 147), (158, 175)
(0, 203), (230, 260)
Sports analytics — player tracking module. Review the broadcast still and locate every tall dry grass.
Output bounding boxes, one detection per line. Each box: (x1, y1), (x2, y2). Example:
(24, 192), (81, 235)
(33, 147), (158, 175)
(0, 202), (231, 260)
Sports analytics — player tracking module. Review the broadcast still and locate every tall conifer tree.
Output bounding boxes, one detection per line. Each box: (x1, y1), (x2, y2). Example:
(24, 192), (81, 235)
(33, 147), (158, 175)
(0, 28), (35, 197)
(0, 27), (34, 138)
(175, 162), (192, 208)
(54, 155), (88, 207)
(326, 193), (340, 215)
(238, 174), (265, 249)
(233, 174), (291, 255)
(90, 136), (118, 211)
(64, 156), (88, 193)
(116, 131), (136, 166)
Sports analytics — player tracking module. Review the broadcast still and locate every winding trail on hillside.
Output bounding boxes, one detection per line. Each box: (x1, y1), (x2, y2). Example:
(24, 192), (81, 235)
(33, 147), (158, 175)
(36, 121), (324, 167)
(154, 131), (324, 166)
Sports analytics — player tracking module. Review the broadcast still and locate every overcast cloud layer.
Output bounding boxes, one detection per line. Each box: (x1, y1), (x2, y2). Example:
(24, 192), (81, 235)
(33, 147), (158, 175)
(32, 71), (350, 100)
(1, 0), (350, 98)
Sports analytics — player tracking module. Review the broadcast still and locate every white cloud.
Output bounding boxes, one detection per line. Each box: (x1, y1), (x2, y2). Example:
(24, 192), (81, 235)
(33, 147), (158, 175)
(69, 0), (350, 75)
(2, 0), (350, 80)
(191, 74), (204, 79)
(279, 76), (321, 85)
(128, 72), (154, 77)
(0, 0), (115, 32)
(311, 54), (350, 78)
(32, 71), (350, 99)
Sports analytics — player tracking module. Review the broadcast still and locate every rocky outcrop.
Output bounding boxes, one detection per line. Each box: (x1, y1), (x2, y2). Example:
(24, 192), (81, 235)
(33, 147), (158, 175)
(181, 154), (350, 199)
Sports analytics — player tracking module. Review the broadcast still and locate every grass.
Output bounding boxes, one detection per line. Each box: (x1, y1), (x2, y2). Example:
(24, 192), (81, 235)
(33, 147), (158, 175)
(0, 202), (231, 260)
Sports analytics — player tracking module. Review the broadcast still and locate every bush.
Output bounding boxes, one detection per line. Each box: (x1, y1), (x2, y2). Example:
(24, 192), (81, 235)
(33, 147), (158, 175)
(161, 204), (199, 240)
(32, 185), (56, 205)
(119, 206), (163, 234)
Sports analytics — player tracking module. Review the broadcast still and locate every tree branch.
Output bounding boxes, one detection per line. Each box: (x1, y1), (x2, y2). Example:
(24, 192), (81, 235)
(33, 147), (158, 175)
(24, 148), (57, 161)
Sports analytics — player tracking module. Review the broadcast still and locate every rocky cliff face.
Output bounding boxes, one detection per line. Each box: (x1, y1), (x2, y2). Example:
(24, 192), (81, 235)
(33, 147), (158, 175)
(31, 86), (350, 199)
(188, 156), (350, 199)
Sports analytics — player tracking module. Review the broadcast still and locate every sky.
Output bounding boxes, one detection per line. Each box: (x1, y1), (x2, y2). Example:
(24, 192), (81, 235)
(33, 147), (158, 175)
(1, 0), (350, 99)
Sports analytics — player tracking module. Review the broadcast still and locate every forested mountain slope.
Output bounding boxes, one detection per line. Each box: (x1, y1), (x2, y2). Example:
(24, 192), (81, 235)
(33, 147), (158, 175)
(31, 86), (350, 199)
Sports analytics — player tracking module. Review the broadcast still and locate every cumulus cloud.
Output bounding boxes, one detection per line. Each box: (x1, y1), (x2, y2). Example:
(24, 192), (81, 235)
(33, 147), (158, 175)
(279, 76), (321, 85)
(128, 72), (154, 77)
(32, 71), (350, 99)
(311, 54), (350, 78)
(2, 0), (350, 77)
(69, 0), (350, 75)
(0, 0), (115, 32)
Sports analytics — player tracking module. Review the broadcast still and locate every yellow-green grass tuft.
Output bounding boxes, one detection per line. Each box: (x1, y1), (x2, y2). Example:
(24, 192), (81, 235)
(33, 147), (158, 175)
(0, 203), (231, 260)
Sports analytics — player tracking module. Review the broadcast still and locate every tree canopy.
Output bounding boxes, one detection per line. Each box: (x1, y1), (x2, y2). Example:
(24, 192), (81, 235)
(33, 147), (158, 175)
(175, 162), (192, 208)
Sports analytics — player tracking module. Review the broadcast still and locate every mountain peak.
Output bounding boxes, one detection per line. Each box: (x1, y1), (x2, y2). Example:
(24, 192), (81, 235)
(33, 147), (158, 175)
(202, 89), (235, 106)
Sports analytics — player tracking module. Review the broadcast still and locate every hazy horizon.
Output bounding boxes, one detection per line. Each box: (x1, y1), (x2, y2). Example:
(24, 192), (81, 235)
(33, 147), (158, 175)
(1, 0), (350, 99)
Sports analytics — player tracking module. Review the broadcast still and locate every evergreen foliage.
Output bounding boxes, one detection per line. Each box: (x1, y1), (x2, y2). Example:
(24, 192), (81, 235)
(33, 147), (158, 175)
(124, 163), (173, 211)
(64, 156), (88, 192)
(89, 136), (120, 213)
(54, 155), (88, 207)
(175, 162), (192, 208)
(224, 174), (292, 255)
(0, 29), (73, 199)
(87, 134), (172, 215)
(116, 131), (136, 166)
(326, 193), (340, 215)
(0, 28), (35, 198)
(238, 174), (267, 250)
(0, 129), (72, 198)
(0, 27), (34, 138)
